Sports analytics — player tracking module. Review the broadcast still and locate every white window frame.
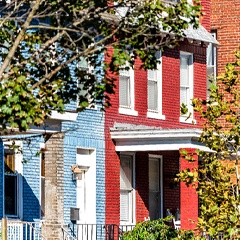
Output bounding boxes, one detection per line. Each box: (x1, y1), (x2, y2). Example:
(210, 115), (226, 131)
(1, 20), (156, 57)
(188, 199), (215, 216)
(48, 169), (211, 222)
(179, 51), (195, 123)
(206, 32), (217, 99)
(4, 141), (23, 219)
(118, 64), (138, 116)
(147, 51), (165, 120)
(120, 153), (136, 225)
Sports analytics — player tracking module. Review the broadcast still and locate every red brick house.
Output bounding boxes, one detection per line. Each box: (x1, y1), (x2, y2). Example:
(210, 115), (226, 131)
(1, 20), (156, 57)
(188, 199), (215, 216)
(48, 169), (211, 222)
(104, 0), (218, 230)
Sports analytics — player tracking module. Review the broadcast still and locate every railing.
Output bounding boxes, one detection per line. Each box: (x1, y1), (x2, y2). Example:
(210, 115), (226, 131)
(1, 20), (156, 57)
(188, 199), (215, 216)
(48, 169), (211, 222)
(67, 224), (135, 240)
(0, 220), (46, 240)
(62, 226), (77, 240)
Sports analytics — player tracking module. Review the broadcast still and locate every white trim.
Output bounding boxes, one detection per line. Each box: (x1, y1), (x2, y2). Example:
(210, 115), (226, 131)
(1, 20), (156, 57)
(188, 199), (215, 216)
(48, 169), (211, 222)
(119, 64), (138, 116)
(115, 142), (210, 152)
(111, 127), (211, 152)
(119, 108), (138, 116)
(49, 111), (78, 121)
(147, 112), (166, 120)
(180, 51), (194, 123)
(120, 152), (136, 225)
(179, 116), (196, 124)
(147, 51), (165, 119)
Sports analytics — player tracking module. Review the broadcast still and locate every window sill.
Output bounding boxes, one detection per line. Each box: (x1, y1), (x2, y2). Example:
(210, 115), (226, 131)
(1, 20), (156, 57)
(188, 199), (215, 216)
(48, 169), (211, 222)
(147, 112), (165, 120)
(179, 116), (196, 124)
(119, 108), (138, 116)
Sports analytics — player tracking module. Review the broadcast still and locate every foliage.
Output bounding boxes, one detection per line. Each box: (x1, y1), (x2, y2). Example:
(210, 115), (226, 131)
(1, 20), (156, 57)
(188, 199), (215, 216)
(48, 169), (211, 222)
(178, 49), (240, 239)
(0, 0), (201, 131)
(121, 217), (199, 240)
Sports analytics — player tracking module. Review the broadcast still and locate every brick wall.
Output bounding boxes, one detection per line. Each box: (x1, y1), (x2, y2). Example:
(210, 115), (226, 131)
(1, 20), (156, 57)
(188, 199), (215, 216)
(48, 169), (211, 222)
(179, 148), (198, 230)
(105, 41), (207, 224)
(62, 108), (105, 225)
(210, 0), (240, 75)
(42, 133), (65, 240)
(22, 136), (44, 221)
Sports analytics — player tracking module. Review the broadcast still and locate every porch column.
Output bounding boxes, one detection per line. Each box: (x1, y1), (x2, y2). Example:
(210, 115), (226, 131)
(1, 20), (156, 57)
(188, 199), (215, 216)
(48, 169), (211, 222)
(179, 148), (198, 230)
(42, 133), (65, 240)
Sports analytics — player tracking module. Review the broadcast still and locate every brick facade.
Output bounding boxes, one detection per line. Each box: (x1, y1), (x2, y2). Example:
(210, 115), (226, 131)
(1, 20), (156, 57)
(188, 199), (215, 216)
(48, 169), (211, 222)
(105, 39), (207, 228)
(210, 0), (240, 74)
(42, 133), (65, 240)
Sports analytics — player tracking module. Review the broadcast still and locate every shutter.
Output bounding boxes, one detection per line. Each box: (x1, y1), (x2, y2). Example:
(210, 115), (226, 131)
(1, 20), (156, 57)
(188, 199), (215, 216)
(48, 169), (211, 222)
(119, 75), (130, 107)
(148, 80), (158, 111)
(120, 190), (130, 221)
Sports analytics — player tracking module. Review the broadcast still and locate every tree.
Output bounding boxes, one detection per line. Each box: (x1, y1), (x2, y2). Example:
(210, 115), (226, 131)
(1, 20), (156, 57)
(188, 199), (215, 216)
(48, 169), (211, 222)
(179, 50), (240, 239)
(0, 0), (201, 131)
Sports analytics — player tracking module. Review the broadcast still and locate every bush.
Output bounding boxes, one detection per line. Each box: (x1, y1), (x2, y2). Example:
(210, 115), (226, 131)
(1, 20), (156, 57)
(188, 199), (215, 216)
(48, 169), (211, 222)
(121, 217), (196, 240)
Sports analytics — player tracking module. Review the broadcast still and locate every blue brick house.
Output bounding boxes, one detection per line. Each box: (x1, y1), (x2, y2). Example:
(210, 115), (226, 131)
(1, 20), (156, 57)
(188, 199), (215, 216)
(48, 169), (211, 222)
(0, 59), (106, 239)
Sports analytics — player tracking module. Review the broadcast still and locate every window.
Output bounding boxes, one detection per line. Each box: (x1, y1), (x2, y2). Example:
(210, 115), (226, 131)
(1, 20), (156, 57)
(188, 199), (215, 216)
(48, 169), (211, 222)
(179, 52), (194, 123)
(120, 154), (135, 224)
(77, 57), (96, 109)
(4, 142), (23, 218)
(207, 32), (217, 98)
(119, 64), (138, 116)
(147, 51), (165, 120)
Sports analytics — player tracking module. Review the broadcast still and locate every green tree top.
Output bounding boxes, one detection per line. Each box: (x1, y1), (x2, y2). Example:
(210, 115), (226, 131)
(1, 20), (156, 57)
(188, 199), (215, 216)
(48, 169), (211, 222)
(0, 0), (201, 131)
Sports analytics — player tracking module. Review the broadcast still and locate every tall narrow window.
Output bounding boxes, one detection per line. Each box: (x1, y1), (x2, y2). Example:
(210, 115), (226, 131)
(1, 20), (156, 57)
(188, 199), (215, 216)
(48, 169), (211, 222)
(180, 52), (194, 123)
(147, 51), (165, 120)
(207, 32), (217, 98)
(4, 143), (23, 218)
(119, 64), (138, 116)
(120, 154), (135, 224)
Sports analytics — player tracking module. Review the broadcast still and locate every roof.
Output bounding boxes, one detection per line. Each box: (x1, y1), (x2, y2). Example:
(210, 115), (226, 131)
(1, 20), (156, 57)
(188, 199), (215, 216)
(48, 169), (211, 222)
(183, 24), (219, 45)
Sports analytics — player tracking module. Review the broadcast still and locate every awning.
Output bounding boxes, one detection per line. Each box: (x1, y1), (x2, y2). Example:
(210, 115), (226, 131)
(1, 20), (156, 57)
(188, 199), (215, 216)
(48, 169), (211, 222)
(110, 123), (210, 152)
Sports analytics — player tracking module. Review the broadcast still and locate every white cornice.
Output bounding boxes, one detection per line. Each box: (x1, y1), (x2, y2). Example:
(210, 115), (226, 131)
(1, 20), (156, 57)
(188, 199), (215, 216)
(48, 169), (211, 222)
(110, 123), (208, 152)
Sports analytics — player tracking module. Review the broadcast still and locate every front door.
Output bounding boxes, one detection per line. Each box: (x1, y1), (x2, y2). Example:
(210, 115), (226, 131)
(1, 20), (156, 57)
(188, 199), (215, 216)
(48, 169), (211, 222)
(149, 155), (163, 220)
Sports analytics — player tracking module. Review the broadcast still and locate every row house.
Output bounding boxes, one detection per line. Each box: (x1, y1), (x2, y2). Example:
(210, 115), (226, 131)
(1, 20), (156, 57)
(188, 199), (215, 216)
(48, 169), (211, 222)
(0, 1), (218, 239)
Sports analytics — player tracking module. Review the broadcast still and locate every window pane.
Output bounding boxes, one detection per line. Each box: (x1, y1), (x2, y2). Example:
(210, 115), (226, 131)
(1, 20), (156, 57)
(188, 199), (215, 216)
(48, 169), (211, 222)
(180, 56), (189, 86)
(180, 86), (188, 106)
(120, 190), (130, 221)
(120, 155), (132, 189)
(5, 175), (17, 215)
(148, 80), (158, 111)
(119, 76), (130, 107)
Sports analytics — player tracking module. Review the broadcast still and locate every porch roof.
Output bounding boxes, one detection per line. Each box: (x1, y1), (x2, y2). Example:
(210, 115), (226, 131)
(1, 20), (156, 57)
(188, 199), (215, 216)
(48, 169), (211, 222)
(110, 123), (209, 152)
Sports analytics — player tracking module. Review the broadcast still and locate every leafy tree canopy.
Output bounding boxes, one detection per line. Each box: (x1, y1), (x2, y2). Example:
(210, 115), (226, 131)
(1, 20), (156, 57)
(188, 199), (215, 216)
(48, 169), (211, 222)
(0, 0), (201, 131)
